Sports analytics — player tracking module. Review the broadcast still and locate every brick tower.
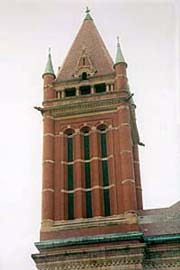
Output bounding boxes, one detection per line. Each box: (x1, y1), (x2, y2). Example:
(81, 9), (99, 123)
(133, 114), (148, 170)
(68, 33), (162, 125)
(32, 9), (180, 270)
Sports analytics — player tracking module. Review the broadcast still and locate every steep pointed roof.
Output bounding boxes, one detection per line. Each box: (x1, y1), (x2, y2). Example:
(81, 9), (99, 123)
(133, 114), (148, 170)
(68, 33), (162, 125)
(43, 49), (55, 78)
(56, 11), (114, 82)
(115, 37), (127, 66)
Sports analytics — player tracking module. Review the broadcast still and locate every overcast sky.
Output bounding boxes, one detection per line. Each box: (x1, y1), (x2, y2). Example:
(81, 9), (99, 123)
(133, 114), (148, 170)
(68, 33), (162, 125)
(0, 0), (180, 269)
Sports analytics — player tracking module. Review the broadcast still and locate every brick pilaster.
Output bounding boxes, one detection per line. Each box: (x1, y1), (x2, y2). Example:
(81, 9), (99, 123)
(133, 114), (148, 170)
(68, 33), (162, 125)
(133, 144), (143, 210)
(113, 115), (124, 214)
(74, 130), (85, 219)
(90, 127), (103, 217)
(42, 113), (54, 224)
(106, 127), (118, 215)
(118, 105), (137, 213)
(54, 130), (68, 221)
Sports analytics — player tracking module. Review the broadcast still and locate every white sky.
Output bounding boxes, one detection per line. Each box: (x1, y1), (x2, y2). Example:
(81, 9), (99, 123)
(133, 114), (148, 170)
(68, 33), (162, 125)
(0, 0), (179, 269)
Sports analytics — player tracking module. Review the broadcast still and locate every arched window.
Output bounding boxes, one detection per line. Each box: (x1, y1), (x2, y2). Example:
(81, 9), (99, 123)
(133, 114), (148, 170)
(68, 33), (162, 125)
(82, 72), (87, 80)
(82, 127), (92, 218)
(98, 125), (111, 216)
(64, 129), (74, 220)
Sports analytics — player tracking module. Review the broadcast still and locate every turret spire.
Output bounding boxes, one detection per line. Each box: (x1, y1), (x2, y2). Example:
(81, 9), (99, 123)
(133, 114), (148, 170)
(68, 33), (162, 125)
(42, 48), (55, 78)
(84, 6), (93, 21)
(115, 36), (127, 67)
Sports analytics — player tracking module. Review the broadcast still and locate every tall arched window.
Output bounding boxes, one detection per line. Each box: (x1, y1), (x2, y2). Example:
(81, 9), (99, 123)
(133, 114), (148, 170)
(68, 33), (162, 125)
(82, 127), (92, 218)
(65, 129), (74, 220)
(98, 125), (111, 216)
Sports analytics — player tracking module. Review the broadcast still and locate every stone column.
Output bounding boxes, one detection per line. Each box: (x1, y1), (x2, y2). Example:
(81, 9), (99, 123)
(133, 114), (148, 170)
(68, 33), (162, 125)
(90, 127), (103, 216)
(76, 87), (80, 96)
(106, 84), (109, 92)
(61, 90), (65, 98)
(91, 85), (95, 94)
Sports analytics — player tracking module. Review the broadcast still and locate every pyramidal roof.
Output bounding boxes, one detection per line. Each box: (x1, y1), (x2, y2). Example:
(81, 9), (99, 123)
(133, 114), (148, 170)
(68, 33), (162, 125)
(56, 11), (114, 82)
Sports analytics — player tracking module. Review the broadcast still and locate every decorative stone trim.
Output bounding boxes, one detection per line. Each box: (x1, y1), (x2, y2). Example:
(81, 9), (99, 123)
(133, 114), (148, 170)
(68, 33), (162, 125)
(117, 105), (128, 111)
(44, 133), (55, 137)
(61, 184), (115, 194)
(43, 115), (54, 120)
(43, 160), (55, 164)
(44, 83), (54, 89)
(122, 179), (135, 184)
(42, 188), (55, 193)
(43, 95), (129, 118)
(61, 155), (113, 165)
(136, 186), (142, 190)
(120, 150), (132, 154)
(56, 124), (131, 137)
(119, 122), (130, 127)
(41, 212), (139, 232)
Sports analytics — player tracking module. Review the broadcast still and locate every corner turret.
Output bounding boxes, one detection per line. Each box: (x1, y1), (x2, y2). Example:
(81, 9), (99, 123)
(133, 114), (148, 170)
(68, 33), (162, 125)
(42, 49), (56, 101)
(114, 37), (128, 92)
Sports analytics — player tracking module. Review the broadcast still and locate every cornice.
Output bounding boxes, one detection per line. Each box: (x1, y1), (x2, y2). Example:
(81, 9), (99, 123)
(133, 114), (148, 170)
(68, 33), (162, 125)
(41, 91), (130, 118)
(35, 231), (143, 250)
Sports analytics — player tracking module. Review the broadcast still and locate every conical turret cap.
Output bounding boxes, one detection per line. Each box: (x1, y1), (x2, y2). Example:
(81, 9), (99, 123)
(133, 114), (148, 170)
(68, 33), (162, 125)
(115, 37), (127, 67)
(43, 49), (55, 78)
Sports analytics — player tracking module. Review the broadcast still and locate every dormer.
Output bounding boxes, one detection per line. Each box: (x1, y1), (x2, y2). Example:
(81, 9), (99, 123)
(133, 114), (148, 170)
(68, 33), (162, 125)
(73, 47), (96, 80)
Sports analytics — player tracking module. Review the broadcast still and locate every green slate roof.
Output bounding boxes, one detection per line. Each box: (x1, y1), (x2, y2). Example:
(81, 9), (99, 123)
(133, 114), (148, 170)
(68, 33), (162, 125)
(43, 49), (55, 77)
(115, 37), (126, 65)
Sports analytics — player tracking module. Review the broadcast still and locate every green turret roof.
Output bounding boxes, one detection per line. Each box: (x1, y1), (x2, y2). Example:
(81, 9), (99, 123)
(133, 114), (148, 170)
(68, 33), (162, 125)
(43, 48), (55, 78)
(115, 37), (127, 65)
(84, 7), (93, 21)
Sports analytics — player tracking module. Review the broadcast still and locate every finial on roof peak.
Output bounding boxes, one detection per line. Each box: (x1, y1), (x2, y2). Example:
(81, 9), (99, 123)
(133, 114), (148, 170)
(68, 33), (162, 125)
(115, 36), (127, 67)
(86, 6), (90, 14)
(117, 36), (120, 46)
(42, 48), (55, 78)
(84, 6), (93, 21)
